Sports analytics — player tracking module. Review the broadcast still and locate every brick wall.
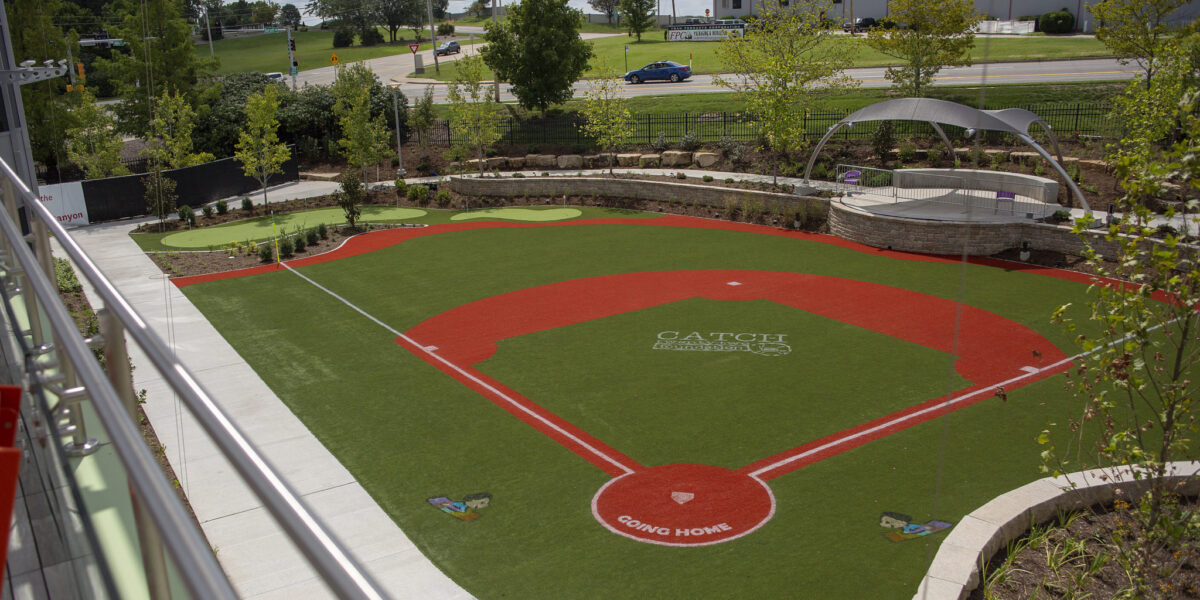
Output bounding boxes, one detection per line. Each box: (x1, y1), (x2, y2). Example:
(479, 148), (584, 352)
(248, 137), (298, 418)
(829, 202), (1122, 257)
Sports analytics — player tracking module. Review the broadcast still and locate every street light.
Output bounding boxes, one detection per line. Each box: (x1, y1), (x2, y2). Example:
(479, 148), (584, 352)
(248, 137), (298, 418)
(390, 85), (406, 179)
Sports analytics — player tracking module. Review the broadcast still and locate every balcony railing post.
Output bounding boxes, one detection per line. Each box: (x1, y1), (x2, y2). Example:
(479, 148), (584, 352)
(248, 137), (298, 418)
(99, 308), (173, 600)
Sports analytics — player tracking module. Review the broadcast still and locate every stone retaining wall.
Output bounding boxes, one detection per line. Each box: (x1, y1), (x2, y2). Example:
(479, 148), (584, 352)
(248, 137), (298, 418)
(829, 202), (1122, 257)
(448, 176), (828, 217)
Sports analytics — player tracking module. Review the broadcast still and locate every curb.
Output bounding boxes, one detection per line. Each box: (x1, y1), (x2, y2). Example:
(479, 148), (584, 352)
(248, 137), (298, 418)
(914, 461), (1200, 599)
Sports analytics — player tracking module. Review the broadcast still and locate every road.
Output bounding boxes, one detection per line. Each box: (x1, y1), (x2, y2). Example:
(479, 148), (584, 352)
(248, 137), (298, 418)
(289, 31), (1136, 104)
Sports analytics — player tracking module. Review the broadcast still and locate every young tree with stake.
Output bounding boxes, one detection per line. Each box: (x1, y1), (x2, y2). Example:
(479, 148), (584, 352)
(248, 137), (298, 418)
(235, 84), (290, 208)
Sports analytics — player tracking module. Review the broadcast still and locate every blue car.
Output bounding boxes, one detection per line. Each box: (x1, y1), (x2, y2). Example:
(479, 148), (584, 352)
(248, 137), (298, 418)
(624, 60), (692, 84)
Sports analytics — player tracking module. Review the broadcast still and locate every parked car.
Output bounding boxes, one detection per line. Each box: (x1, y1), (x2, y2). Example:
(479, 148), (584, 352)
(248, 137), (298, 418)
(623, 60), (692, 84)
(435, 41), (460, 56)
(842, 17), (876, 32)
(265, 72), (284, 80)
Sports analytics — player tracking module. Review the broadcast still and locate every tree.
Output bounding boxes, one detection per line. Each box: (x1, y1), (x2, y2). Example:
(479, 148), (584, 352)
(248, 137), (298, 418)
(144, 90), (214, 169)
(143, 168), (178, 231)
(1044, 89), (1200, 598)
(333, 63), (392, 186)
(580, 59), (632, 175)
(589, 0), (618, 23)
(235, 85), (290, 207)
(467, 0), (487, 18)
(715, 0), (856, 184)
(251, 0), (279, 23)
(193, 72), (277, 158)
(617, 0), (654, 41)
(409, 85), (438, 164)
(447, 55), (502, 175)
(863, 0), (979, 97)
(279, 3), (302, 27)
(1091, 0), (1189, 90)
(481, 0), (593, 114)
(7, 0), (79, 171)
(1107, 43), (1190, 170)
(96, 0), (214, 136)
(64, 90), (130, 180)
(380, 0), (423, 43)
(335, 168), (364, 228)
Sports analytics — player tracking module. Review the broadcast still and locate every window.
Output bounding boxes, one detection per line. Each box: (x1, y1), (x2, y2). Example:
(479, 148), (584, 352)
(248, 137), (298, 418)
(732, 0), (741, 9)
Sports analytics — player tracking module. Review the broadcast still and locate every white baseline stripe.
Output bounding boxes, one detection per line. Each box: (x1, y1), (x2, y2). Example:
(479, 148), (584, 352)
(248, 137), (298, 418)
(281, 263), (636, 475)
(749, 315), (1180, 479)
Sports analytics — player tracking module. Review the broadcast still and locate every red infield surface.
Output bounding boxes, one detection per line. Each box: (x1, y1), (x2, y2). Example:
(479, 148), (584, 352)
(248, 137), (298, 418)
(395, 269), (1070, 546)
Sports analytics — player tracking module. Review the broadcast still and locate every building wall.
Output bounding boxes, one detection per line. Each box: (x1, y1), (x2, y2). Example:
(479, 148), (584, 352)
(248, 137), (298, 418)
(712, 0), (1200, 32)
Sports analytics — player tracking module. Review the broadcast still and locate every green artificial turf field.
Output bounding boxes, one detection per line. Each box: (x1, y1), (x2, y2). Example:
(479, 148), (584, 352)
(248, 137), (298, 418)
(177, 217), (1105, 598)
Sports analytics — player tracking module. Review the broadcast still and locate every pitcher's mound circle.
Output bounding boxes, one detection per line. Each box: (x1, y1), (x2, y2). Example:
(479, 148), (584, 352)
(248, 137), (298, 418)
(591, 463), (775, 546)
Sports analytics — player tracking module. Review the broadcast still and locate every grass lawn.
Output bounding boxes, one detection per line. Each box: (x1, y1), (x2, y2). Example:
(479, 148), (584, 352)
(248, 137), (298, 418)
(451, 15), (634, 34)
(198, 28), (483, 75)
(178, 217), (1108, 598)
(130, 205), (659, 251)
(410, 34), (1111, 82)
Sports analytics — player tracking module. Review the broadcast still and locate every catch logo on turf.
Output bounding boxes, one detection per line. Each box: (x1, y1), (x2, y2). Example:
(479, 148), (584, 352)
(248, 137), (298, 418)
(428, 492), (492, 522)
(879, 511), (953, 542)
(653, 331), (791, 357)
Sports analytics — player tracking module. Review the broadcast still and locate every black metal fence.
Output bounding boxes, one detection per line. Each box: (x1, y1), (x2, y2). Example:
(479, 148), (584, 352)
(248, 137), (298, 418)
(430, 102), (1116, 149)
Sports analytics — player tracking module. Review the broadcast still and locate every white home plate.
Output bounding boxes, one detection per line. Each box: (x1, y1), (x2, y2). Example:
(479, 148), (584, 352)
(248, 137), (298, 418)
(727, 281), (742, 286)
(671, 491), (695, 505)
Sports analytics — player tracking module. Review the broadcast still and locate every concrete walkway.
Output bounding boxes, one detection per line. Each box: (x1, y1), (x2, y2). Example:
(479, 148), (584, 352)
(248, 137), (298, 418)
(58, 214), (471, 599)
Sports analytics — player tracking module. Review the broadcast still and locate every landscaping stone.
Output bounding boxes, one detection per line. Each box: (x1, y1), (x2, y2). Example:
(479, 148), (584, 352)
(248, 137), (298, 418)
(526, 154), (557, 168)
(617, 153), (641, 167)
(693, 152), (721, 168)
(661, 150), (692, 167)
(639, 154), (661, 168)
(506, 156), (525, 169)
(557, 154), (584, 169)
(585, 154), (614, 168)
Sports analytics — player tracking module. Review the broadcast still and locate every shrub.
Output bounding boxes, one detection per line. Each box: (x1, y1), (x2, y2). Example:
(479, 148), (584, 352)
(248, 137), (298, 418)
(306, 228), (318, 246)
(743, 199), (765, 222)
(177, 205), (195, 226)
(1049, 209), (1072, 223)
(679, 130), (701, 152)
(408, 184), (430, 206)
(360, 28), (384, 46)
(702, 175), (713, 182)
(897, 142), (917, 163)
(727, 143), (747, 165)
(241, 197), (254, 212)
(277, 236), (294, 258)
(675, 172), (686, 179)
(435, 189), (452, 207)
(293, 232), (307, 252)
(258, 243), (274, 262)
(317, 222), (328, 240)
(437, 23), (455, 36)
(336, 169), (364, 227)
(333, 28), (354, 47)
(1038, 9), (1074, 34)
(394, 179), (408, 198)
(871, 121), (894, 162)
(201, 204), (214, 218)
(724, 177), (734, 184)
(215, 199), (228, 215)
(512, 172), (525, 178)
(651, 131), (670, 152)
(925, 146), (944, 167)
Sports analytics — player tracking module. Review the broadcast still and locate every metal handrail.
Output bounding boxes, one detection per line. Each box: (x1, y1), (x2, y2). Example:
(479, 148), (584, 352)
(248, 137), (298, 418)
(0, 157), (387, 599)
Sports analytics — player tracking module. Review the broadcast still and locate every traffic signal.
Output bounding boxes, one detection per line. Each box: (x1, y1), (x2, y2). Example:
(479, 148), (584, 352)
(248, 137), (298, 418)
(292, 60), (298, 67)
(288, 39), (296, 52)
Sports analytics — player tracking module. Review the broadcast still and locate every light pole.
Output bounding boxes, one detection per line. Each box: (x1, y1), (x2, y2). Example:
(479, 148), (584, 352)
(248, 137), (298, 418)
(390, 85), (405, 179)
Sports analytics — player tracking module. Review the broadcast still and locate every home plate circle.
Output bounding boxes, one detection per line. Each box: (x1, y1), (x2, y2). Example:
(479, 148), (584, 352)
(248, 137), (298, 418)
(591, 464), (775, 546)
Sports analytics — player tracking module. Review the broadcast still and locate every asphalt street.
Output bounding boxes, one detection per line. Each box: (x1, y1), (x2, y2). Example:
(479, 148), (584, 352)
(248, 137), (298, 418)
(284, 29), (1136, 105)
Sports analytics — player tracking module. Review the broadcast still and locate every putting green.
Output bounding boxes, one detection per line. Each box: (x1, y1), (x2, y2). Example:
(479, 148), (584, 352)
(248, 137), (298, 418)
(450, 208), (583, 222)
(160, 206), (427, 248)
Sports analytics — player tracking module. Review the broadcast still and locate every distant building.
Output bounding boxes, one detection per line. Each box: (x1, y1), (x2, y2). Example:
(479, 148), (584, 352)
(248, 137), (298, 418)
(711, 0), (1200, 33)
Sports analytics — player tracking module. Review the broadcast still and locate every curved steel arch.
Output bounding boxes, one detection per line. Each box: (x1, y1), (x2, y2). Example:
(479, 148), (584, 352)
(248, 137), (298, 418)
(803, 98), (1088, 211)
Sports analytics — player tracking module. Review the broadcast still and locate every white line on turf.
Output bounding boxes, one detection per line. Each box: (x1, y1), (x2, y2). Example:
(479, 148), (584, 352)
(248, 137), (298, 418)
(748, 316), (1180, 479)
(281, 263), (637, 476)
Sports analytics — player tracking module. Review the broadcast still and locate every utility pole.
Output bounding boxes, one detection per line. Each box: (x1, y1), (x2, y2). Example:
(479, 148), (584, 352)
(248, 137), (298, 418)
(427, 0), (439, 73)
(205, 6), (215, 59)
(286, 28), (297, 91)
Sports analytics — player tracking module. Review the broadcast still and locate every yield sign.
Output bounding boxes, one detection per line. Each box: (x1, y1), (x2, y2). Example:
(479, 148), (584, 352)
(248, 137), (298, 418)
(409, 43), (419, 54)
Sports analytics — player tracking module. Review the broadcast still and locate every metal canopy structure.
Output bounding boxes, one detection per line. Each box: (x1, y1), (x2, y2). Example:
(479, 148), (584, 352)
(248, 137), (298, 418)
(803, 97), (1089, 211)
